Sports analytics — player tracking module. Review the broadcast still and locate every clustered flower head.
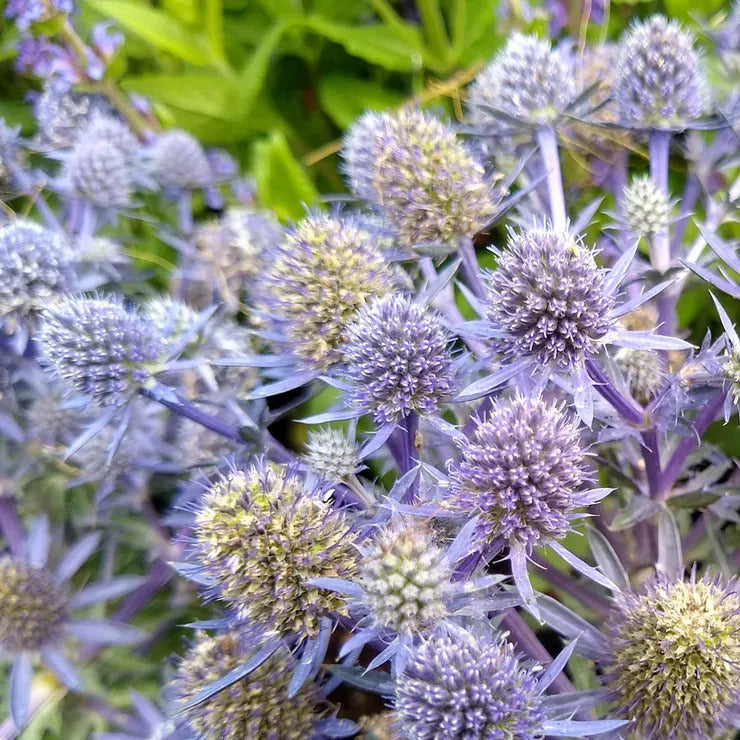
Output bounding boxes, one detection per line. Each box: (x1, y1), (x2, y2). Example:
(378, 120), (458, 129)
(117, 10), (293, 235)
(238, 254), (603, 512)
(303, 428), (359, 481)
(38, 294), (168, 407)
(0, 556), (69, 652)
(614, 15), (709, 128)
(258, 213), (395, 368)
(448, 395), (587, 548)
(343, 108), (497, 247)
(724, 348), (740, 407)
(35, 84), (108, 148)
(342, 294), (456, 423)
(171, 631), (323, 740)
(356, 518), (452, 635)
(4, 0), (73, 30)
(192, 461), (358, 636)
(0, 218), (74, 321)
(148, 129), (212, 190)
(620, 175), (671, 237)
(468, 33), (576, 132)
(615, 348), (664, 405)
(395, 630), (546, 739)
(605, 572), (740, 738)
(486, 227), (615, 369)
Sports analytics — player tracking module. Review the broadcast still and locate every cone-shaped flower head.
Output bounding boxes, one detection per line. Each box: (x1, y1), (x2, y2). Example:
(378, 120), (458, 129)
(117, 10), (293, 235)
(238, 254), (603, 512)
(80, 113), (139, 168)
(0, 557), (69, 652)
(342, 294), (456, 423)
(615, 348), (664, 405)
(395, 630), (546, 739)
(144, 296), (204, 356)
(356, 518), (452, 635)
(303, 428), (360, 481)
(0, 219), (74, 321)
(605, 573), (740, 738)
(35, 84), (109, 148)
(620, 176), (671, 237)
(38, 295), (168, 407)
(192, 461), (358, 636)
(148, 129), (212, 190)
(468, 33), (576, 131)
(447, 396), (588, 548)
(487, 227), (615, 369)
(259, 213), (394, 368)
(614, 15), (709, 128)
(171, 631), (323, 740)
(342, 109), (497, 246)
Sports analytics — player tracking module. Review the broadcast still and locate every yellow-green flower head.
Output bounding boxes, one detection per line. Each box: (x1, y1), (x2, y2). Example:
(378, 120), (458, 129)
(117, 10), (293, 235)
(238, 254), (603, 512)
(172, 631), (323, 740)
(193, 461), (359, 636)
(342, 109), (498, 247)
(723, 349), (740, 407)
(0, 556), (70, 652)
(614, 348), (664, 405)
(605, 572), (740, 739)
(620, 176), (671, 238)
(303, 428), (360, 482)
(258, 213), (395, 368)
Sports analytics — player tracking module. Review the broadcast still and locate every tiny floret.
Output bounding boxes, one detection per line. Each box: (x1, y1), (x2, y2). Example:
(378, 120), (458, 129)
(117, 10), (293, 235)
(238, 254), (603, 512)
(620, 176), (671, 237)
(342, 109), (497, 246)
(193, 462), (358, 636)
(171, 631), (322, 740)
(0, 557), (69, 652)
(605, 573), (740, 739)
(148, 129), (212, 190)
(447, 396), (587, 547)
(614, 15), (709, 128)
(615, 348), (664, 405)
(38, 295), (168, 407)
(395, 630), (546, 740)
(303, 428), (360, 481)
(487, 227), (614, 369)
(343, 294), (456, 423)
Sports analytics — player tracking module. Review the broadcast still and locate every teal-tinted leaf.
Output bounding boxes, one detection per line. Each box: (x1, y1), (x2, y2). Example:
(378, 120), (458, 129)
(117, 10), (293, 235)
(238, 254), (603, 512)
(609, 493), (661, 531)
(667, 490), (723, 509)
(325, 665), (395, 696)
(318, 75), (405, 129)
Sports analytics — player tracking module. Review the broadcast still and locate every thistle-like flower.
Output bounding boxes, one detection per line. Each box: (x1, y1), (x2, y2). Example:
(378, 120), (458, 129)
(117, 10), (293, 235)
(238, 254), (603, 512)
(614, 15), (709, 129)
(395, 630), (546, 740)
(303, 428), (360, 481)
(0, 219), (74, 322)
(4, 0), (73, 30)
(342, 109), (497, 247)
(34, 83), (109, 148)
(605, 572), (740, 738)
(468, 34), (576, 132)
(614, 348), (664, 405)
(38, 295), (168, 407)
(170, 631), (324, 740)
(79, 113), (140, 169)
(342, 294), (456, 423)
(191, 461), (358, 636)
(147, 129), (212, 190)
(258, 213), (394, 368)
(144, 296), (203, 355)
(620, 176), (671, 238)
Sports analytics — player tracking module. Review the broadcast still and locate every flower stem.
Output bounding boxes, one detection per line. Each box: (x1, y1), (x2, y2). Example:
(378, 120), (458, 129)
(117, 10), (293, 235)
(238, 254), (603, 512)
(640, 426), (661, 498)
(648, 130), (671, 274)
(585, 359), (645, 426)
(536, 127), (567, 231)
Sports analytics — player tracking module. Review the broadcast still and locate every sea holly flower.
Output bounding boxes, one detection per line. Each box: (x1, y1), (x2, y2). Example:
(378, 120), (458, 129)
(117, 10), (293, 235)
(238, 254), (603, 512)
(146, 129), (213, 191)
(709, 293), (740, 420)
(619, 175), (672, 239)
(4, 0), (73, 31)
(302, 428), (360, 483)
(457, 226), (691, 424)
(0, 517), (144, 729)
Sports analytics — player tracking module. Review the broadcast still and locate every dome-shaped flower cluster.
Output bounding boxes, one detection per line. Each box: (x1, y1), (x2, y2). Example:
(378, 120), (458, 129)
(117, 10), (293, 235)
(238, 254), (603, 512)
(171, 631), (322, 740)
(342, 294), (456, 423)
(303, 428), (360, 481)
(395, 630), (546, 740)
(192, 462), (358, 636)
(0, 219), (74, 321)
(614, 15), (709, 129)
(447, 395), (587, 547)
(147, 129), (212, 190)
(615, 348), (664, 405)
(342, 109), (497, 247)
(486, 227), (615, 369)
(605, 573), (740, 738)
(38, 295), (168, 407)
(468, 33), (576, 132)
(258, 213), (395, 368)
(620, 175), (671, 237)
(35, 84), (108, 148)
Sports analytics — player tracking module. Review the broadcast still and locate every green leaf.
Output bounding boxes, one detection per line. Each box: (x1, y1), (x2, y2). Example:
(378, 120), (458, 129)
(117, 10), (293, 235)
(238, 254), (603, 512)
(318, 75), (405, 129)
(84, 0), (213, 65)
(303, 16), (424, 71)
(325, 665), (394, 695)
(205, 0), (226, 62)
(667, 491), (723, 509)
(252, 131), (319, 221)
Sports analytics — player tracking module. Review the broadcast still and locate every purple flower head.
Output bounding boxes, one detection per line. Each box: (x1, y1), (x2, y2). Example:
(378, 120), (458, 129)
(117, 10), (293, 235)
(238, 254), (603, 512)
(447, 395), (588, 549)
(342, 109), (498, 248)
(258, 212), (395, 368)
(38, 295), (168, 408)
(0, 219), (74, 323)
(342, 294), (456, 424)
(190, 460), (358, 637)
(34, 83), (110, 148)
(605, 571), (740, 739)
(15, 37), (80, 87)
(395, 629), (546, 740)
(90, 22), (123, 62)
(614, 15), (709, 129)
(147, 129), (212, 190)
(468, 33), (576, 132)
(5, 0), (73, 30)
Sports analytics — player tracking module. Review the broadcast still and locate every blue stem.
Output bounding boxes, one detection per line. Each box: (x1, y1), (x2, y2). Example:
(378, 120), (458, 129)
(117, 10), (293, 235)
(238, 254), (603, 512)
(648, 130), (672, 275)
(458, 237), (487, 299)
(536, 127), (566, 231)
(585, 359), (645, 426)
